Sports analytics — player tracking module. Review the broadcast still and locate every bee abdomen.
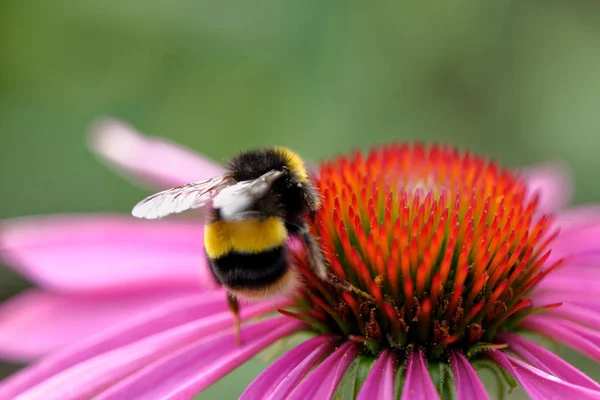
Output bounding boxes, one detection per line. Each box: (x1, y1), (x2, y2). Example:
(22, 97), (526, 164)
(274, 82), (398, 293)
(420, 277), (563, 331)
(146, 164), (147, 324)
(209, 247), (289, 294)
(204, 218), (287, 259)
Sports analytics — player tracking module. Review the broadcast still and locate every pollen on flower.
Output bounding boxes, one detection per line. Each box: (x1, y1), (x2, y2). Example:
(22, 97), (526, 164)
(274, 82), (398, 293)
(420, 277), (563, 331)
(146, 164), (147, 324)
(288, 143), (562, 359)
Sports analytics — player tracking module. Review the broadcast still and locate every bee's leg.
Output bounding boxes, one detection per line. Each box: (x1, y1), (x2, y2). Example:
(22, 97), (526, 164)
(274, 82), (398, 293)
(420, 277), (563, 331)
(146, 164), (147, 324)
(226, 291), (242, 345)
(291, 222), (374, 301)
(292, 222), (327, 280)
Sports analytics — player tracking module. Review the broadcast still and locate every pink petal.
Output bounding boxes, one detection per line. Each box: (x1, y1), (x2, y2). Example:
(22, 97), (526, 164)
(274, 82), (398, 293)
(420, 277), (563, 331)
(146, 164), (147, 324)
(0, 215), (216, 293)
(287, 341), (361, 400)
(521, 316), (600, 362)
(0, 290), (237, 399)
(95, 317), (303, 400)
(240, 335), (337, 400)
(535, 275), (600, 298)
(449, 352), (488, 400)
(380, 355), (396, 400)
(401, 350), (440, 400)
(550, 225), (600, 263)
(566, 253), (600, 264)
(266, 340), (339, 400)
(556, 206), (600, 233)
(500, 333), (600, 390)
(0, 289), (204, 362)
(531, 290), (600, 311)
(12, 302), (286, 400)
(523, 163), (572, 214)
(538, 265), (600, 284)
(357, 350), (396, 400)
(489, 351), (600, 399)
(542, 303), (600, 330)
(88, 118), (224, 189)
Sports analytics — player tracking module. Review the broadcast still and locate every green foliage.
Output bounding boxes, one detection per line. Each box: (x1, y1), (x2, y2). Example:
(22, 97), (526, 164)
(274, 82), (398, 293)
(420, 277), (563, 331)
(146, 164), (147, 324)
(471, 358), (518, 400)
(429, 362), (455, 400)
(334, 355), (376, 399)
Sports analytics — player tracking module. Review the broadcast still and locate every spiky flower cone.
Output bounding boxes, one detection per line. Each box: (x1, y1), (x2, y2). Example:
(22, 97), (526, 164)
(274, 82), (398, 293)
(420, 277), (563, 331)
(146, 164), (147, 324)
(290, 144), (560, 362)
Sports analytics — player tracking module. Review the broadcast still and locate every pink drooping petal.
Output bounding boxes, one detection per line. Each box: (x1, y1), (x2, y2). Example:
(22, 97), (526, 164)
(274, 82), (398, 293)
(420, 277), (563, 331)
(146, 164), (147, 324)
(0, 290), (234, 399)
(95, 317), (303, 400)
(264, 340), (339, 400)
(537, 265), (600, 284)
(266, 357), (336, 400)
(521, 316), (600, 362)
(357, 350), (396, 400)
(531, 290), (600, 311)
(558, 253), (600, 266)
(533, 263), (600, 305)
(500, 333), (600, 390)
(240, 335), (337, 400)
(380, 353), (396, 400)
(10, 303), (286, 400)
(0, 215), (216, 293)
(88, 118), (224, 189)
(401, 350), (440, 400)
(535, 275), (600, 298)
(489, 351), (600, 399)
(287, 341), (361, 400)
(0, 289), (208, 362)
(542, 303), (600, 330)
(449, 352), (488, 400)
(531, 280), (600, 312)
(549, 225), (600, 263)
(523, 162), (572, 214)
(556, 205), (600, 233)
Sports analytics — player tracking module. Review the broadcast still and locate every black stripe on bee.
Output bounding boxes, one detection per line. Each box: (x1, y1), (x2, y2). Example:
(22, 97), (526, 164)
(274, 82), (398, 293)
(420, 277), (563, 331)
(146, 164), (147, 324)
(208, 246), (288, 290)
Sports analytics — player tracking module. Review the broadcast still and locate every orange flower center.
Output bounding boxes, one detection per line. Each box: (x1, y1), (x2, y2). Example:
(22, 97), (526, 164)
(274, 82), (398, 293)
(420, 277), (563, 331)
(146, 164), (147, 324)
(289, 144), (561, 358)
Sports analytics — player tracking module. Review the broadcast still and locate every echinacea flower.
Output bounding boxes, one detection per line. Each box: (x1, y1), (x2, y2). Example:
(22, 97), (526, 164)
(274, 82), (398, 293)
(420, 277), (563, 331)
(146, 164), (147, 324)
(1, 119), (600, 399)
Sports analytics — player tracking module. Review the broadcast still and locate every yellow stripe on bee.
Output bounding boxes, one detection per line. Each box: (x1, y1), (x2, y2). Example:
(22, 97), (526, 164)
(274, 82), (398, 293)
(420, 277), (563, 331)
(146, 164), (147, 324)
(204, 217), (288, 259)
(275, 147), (308, 183)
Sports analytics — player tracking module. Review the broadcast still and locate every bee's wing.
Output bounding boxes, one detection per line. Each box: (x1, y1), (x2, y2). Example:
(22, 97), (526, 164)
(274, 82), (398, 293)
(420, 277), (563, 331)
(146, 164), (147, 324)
(213, 169), (285, 220)
(131, 175), (232, 219)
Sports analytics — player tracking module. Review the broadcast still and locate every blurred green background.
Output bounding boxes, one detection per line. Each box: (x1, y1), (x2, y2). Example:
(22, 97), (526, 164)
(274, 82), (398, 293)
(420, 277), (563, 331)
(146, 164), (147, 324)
(2, 0), (600, 398)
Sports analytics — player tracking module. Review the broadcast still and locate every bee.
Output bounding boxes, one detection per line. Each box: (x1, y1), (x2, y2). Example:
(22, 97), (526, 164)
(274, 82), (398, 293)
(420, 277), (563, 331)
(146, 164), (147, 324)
(131, 147), (328, 342)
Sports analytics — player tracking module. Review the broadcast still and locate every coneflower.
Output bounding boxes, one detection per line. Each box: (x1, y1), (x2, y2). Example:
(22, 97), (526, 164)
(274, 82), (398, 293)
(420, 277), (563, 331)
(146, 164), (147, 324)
(0, 120), (598, 399)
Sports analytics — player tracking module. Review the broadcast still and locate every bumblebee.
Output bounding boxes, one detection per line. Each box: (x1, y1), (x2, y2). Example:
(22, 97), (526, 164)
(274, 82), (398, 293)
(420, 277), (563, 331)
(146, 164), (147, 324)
(131, 147), (327, 341)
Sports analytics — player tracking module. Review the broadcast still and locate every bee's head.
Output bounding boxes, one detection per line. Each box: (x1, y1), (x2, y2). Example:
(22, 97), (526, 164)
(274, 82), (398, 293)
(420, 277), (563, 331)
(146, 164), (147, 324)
(228, 148), (308, 183)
